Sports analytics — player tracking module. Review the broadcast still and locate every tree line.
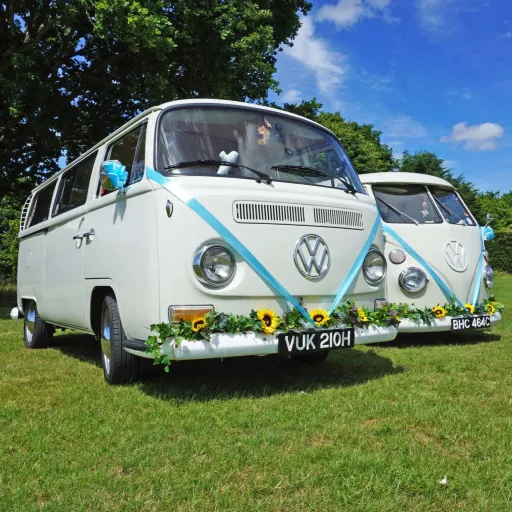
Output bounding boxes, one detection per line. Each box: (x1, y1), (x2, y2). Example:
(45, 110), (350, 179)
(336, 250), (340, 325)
(1, 1), (510, 282)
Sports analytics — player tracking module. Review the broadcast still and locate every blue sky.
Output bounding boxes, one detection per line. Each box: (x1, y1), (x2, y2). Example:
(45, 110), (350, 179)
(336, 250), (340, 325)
(269, 0), (512, 192)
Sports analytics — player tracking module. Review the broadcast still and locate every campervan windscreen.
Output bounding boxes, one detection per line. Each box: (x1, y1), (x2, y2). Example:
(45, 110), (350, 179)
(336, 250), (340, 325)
(373, 185), (443, 224)
(157, 106), (365, 193)
(429, 187), (476, 226)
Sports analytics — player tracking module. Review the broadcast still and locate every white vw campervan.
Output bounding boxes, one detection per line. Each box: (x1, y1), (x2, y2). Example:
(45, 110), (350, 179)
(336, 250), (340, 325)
(360, 172), (502, 333)
(17, 100), (398, 384)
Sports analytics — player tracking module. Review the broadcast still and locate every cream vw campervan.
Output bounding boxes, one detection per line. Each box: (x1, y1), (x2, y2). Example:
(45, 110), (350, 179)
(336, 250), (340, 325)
(17, 100), (398, 384)
(360, 172), (502, 333)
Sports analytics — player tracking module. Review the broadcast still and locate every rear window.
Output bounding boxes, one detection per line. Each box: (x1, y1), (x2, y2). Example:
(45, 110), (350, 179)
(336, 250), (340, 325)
(373, 185), (442, 224)
(27, 182), (56, 227)
(53, 152), (96, 216)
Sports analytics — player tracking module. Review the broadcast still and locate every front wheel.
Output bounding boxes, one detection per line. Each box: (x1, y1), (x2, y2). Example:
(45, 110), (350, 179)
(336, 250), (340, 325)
(24, 300), (53, 349)
(100, 293), (140, 385)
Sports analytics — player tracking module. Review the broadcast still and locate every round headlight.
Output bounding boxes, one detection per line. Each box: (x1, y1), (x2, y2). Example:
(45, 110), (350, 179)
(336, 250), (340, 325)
(193, 245), (236, 287)
(484, 265), (494, 288)
(399, 267), (428, 294)
(389, 248), (406, 264)
(363, 250), (387, 284)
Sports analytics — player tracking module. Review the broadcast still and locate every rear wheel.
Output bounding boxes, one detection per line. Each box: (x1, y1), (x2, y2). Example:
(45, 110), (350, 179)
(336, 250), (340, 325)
(24, 300), (53, 349)
(100, 293), (140, 384)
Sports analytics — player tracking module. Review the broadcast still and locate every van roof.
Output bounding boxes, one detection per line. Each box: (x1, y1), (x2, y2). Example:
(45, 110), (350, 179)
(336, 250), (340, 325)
(30, 99), (335, 194)
(359, 172), (455, 189)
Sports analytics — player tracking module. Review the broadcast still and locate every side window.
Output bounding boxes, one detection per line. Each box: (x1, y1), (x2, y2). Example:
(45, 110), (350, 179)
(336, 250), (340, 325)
(27, 182), (56, 227)
(53, 152), (96, 216)
(100, 124), (146, 196)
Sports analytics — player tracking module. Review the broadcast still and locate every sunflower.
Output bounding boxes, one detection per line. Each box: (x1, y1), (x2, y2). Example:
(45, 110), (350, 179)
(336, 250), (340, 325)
(257, 308), (279, 334)
(432, 305), (447, 319)
(357, 308), (369, 323)
(486, 302), (496, 315)
(464, 303), (475, 315)
(191, 316), (208, 332)
(309, 309), (330, 327)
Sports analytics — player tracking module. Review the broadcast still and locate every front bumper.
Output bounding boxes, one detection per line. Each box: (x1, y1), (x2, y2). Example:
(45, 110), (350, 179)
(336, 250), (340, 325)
(397, 312), (502, 333)
(124, 324), (398, 361)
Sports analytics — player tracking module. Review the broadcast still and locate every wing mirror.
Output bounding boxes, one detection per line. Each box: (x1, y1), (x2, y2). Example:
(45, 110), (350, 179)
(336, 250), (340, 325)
(100, 160), (128, 192)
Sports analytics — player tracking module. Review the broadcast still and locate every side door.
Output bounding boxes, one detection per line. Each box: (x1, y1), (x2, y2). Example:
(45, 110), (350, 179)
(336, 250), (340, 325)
(84, 122), (159, 341)
(42, 152), (97, 329)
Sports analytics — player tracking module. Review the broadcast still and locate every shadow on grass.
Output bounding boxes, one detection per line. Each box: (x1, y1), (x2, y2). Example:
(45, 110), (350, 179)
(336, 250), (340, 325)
(52, 332), (403, 401)
(53, 333), (102, 368)
(385, 330), (501, 349)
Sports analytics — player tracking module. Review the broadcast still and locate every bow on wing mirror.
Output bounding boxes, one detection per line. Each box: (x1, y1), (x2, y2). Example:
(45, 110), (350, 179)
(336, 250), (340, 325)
(100, 160), (128, 192)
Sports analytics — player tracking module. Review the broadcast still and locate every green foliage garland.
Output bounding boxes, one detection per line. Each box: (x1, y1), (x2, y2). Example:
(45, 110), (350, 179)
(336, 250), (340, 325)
(145, 298), (504, 371)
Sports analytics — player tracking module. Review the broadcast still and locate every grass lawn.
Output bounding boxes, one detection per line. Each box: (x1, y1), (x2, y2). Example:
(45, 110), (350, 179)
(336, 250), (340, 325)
(1, 276), (511, 511)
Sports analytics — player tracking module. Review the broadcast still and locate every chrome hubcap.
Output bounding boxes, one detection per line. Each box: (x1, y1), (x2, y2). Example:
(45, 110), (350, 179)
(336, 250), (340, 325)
(101, 323), (112, 374)
(25, 305), (36, 343)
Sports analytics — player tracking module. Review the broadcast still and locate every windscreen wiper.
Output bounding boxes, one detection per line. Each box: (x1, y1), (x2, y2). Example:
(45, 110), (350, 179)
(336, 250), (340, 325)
(270, 164), (330, 179)
(337, 176), (358, 195)
(431, 195), (465, 224)
(375, 196), (419, 225)
(164, 160), (272, 184)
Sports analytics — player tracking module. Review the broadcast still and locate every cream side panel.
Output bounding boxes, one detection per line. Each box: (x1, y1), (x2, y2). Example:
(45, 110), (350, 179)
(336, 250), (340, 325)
(17, 231), (48, 311)
(83, 179), (159, 341)
(42, 208), (88, 327)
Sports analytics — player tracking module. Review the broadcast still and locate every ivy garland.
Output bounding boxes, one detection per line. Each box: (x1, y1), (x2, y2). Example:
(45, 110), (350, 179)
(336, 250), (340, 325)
(145, 298), (504, 371)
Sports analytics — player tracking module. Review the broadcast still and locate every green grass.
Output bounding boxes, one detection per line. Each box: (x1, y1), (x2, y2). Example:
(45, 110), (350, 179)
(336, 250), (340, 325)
(1, 277), (511, 511)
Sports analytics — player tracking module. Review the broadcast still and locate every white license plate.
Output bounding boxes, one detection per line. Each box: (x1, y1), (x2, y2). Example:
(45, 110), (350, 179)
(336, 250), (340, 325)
(451, 315), (491, 331)
(277, 328), (354, 354)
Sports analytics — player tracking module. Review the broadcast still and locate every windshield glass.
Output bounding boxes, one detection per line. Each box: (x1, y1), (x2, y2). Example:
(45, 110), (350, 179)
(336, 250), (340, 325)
(429, 187), (476, 226)
(157, 106), (365, 193)
(373, 185), (442, 224)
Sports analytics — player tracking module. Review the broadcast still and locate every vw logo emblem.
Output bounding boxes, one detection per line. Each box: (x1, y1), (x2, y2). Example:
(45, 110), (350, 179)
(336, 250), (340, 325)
(444, 241), (469, 272)
(294, 234), (330, 280)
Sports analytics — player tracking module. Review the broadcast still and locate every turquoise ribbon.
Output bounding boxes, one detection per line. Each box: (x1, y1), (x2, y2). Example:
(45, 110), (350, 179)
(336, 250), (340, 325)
(329, 214), (382, 314)
(382, 224), (465, 308)
(147, 167), (383, 326)
(471, 226), (485, 305)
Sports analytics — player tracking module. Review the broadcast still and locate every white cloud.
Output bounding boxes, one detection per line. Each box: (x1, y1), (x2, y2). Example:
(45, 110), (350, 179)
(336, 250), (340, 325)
(441, 122), (504, 151)
(442, 159), (458, 170)
(382, 115), (428, 138)
(317, 0), (393, 29)
(448, 88), (473, 100)
(285, 17), (348, 93)
(281, 89), (302, 103)
(498, 32), (512, 39)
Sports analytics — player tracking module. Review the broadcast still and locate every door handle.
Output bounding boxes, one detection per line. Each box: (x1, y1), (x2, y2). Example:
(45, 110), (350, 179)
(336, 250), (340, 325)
(72, 234), (83, 240)
(83, 229), (95, 240)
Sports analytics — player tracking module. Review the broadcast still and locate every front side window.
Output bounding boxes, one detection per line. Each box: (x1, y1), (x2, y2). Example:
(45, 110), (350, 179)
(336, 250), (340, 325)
(373, 185), (442, 224)
(100, 124), (146, 196)
(429, 187), (476, 226)
(53, 152), (96, 216)
(27, 182), (56, 227)
(157, 107), (365, 193)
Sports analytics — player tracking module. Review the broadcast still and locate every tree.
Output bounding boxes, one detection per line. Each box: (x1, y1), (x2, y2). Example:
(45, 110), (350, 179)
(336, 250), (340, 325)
(478, 191), (512, 229)
(1, 0), (312, 198)
(0, 194), (22, 283)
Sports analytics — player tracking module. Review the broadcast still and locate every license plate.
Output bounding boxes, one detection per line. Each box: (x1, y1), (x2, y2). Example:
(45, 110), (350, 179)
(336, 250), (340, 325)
(277, 328), (354, 355)
(451, 315), (491, 331)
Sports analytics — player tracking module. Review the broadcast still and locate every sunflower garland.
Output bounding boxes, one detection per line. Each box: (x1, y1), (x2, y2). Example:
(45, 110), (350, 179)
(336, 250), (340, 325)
(145, 297), (504, 370)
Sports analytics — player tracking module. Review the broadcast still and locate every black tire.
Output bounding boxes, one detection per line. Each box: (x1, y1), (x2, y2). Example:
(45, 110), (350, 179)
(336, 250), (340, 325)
(24, 300), (53, 348)
(291, 351), (330, 364)
(100, 293), (140, 384)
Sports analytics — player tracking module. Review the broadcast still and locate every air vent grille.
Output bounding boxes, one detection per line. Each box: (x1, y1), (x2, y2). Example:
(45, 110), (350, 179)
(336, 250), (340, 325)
(19, 194), (33, 231)
(234, 201), (305, 225)
(313, 207), (364, 230)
